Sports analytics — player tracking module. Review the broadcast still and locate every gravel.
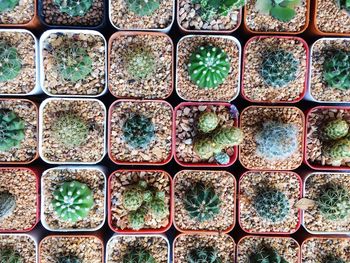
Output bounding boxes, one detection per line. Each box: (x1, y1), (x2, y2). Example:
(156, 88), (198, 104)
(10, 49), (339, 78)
(0, 235), (36, 263)
(0, 0), (34, 24)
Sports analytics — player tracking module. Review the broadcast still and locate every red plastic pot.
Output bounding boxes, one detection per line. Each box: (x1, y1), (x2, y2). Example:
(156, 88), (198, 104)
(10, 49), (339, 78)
(108, 169), (173, 234)
(173, 102), (239, 167)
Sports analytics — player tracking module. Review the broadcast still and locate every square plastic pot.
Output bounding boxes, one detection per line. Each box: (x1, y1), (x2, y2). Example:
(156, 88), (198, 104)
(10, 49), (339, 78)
(0, 234), (38, 263)
(0, 0), (38, 28)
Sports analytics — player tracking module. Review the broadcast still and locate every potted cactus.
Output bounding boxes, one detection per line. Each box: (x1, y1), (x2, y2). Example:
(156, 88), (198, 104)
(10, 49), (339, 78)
(173, 170), (236, 233)
(39, 98), (106, 164)
(41, 166), (106, 232)
(40, 30), (106, 97)
(0, 99), (38, 164)
(0, 234), (36, 263)
(173, 233), (235, 262)
(0, 0), (36, 26)
(177, 0), (244, 32)
(108, 170), (172, 233)
(106, 234), (170, 262)
(0, 29), (39, 96)
(108, 32), (173, 99)
(239, 106), (304, 170)
(237, 236), (300, 263)
(0, 168), (39, 232)
(239, 171), (302, 234)
(108, 99), (173, 165)
(176, 35), (241, 102)
(174, 102), (243, 167)
(39, 235), (103, 262)
(242, 36), (308, 103)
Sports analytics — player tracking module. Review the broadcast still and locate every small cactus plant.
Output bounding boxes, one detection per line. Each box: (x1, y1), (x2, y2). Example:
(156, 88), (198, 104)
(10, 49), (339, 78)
(52, 180), (94, 222)
(336, 0), (350, 15)
(126, 0), (160, 16)
(260, 50), (299, 87)
(255, 0), (301, 22)
(0, 42), (21, 82)
(122, 114), (155, 149)
(324, 255), (346, 263)
(188, 45), (230, 90)
(53, 0), (93, 17)
(0, 0), (19, 12)
(0, 191), (16, 220)
(197, 111), (219, 133)
(122, 180), (149, 211)
(187, 247), (222, 263)
(148, 194), (168, 219)
(125, 48), (156, 80)
(193, 137), (217, 160)
(0, 110), (25, 152)
(0, 249), (22, 263)
(325, 138), (350, 160)
(123, 248), (156, 263)
(128, 207), (147, 230)
(212, 126), (243, 148)
(57, 255), (81, 263)
(323, 119), (349, 140)
(183, 182), (221, 222)
(323, 51), (350, 90)
(249, 245), (288, 263)
(214, 152), (230, 165)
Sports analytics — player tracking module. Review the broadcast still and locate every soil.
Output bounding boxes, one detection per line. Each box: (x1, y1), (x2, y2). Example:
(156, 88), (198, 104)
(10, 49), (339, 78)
(0, 235), (36, 263)
(0, 0), (34, 24)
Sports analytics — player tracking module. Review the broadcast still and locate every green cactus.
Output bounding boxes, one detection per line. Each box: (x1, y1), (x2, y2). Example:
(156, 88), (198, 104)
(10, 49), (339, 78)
(183, 182), (221, 222)
(128, 207), (147, 230)
(148, 196), (168, 220)
(0, 0), (19, 12)
(324, 255), (346, 263)
(57, 255), (81, 263)
(323, 119), (349, 140)
(0, 110), (25, 152)
(126, 0), (160, 16)
(52, 180), (94, 222)
(197, 111), (219, 133)
(323, 51), (350, 90)
(0, 249), (22, 263)
(0, 42), (21, 82)
(187, 247), (222, 263)
(255, 0), (301, 22)
(214, 152), (230, 165)
(52, 113), (89, 148)
(317, 184), (350, 221)
(0, 191), (16, 220)
(249, 245), (288, 263)
(123, 248), (156, 263)
(212, 126), (244, 148)
(193, 137), (216, 159)
(122, 181), (148, 211)
(260, 49), (299, 87)
(188, 45), (230, 90)
(325, 138), (350, 160)
(125, 48), (156, 80)
(53, 0), (92, 17)
(336, 0), (350, 15)
(122, 114), (155, 149)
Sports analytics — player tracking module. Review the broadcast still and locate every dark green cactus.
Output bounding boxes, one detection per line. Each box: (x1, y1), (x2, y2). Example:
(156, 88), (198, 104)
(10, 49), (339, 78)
(126, 48), (156, 80)
(336, 0), (350, 15)
(323, 51), (350, 90)
(323, 119), (349, 140)
(53, 0), (93, 17)
(325, 138), (350, 160)
(126, 0), (160, 16)
(249, 245), (288, 263)
(255, 0), (301, 22)
(0, 0), (19, 13)
(57, 255), (81, 263)
(0, 191), (16, 220)
(0, 42), (21, 82)
(197, 111), (219, 133)
(0, 110), (25, 152)
(123, 248), (156, 263)
(187, 247), (222, 263)
(188, 45), (230, 89)
(0, 249), (23, 263)
(324, 255), (346, 263)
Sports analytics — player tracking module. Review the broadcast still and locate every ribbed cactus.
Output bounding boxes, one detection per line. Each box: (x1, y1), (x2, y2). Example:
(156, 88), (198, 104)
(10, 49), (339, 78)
(197, 111), (219, 133)
(249, 245), (288, 263)
(214, 152), (230, 165)
(148, 193), (168, 219)
(255, 0), (301, 22)
(188, 45), (230, 89)
(0, 110), (25, 152)
(52, 181), (94, 222)
(126, 48), (156, 80)
(0, 249), (22, 263)
(57, 255), (81, 263)
(0, 0), (19, 12)
(325, 138), (350, 160)
(323, 119), (349, 140)
(212, 126), (243, 148)
(128, 207), (147, 230)
(53, 0), (93, 17)
(323, 51), (350, 90)
(324, 255), (346, 263)
(123, 248), (156, 263)
(0, 191), (16, 220)
(193, 137), (216, 160)
(126, 0), (160, 16)
(183, 182), (221, 222)
(122, 181), (148, 211)
(187, 247), (222, 263)
(0, 42), (21, 82)
(336, 0), (350, 16)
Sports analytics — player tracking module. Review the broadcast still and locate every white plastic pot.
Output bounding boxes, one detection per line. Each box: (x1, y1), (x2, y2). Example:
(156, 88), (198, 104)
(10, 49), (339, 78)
(0, 234), (38, 263)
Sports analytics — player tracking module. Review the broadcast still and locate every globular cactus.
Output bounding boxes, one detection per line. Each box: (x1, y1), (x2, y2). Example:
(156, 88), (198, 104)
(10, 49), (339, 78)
(324, 255), (346, 263)
(52, 180), (94, 222)
(325, 138), (350, 160)
(260, 49), (299, 88)
(323, 119), (349, 140)
(254, 188), (290, 223)
(317, 184), (350, 221)
(197, 111), (219, 133)
(249, 245), (288, 263)
(126, 0), (160, 16)
(0, 249), (23, 263)
(0, 110), (25, 152)
(128, 207), (146, 230)
(0, 0), (20, 13)
(0, 191), (16, 220)
(122, 114), (155, 149)
(255, 0), (301, 22)
(54, 44), (93, 83)
(336, 0), (350, 16)
(125, 48), (156, 80)
(122, 180), (148, 211)
(53, 0), (93, 17)
(57, 255), (81, 263)
(214, 152), (230, 165)
(193, 137), (216, 159)
(212, 126), (244, 148)
(187, 247), (222, 263)
(123, 248), (156, 263)
(52, 114), (89, 148)
(183, 182), (221, 222)
(0, 42), (21, 82)
(148, 193), (168, 220)
(188, 45), (230, 89)
(323, 51), (350, 90)
(255, 121), (298, 161)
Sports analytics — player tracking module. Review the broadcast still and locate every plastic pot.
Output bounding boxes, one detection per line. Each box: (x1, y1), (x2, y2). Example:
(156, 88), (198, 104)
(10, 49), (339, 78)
(0, 234), (38, 263)
(0, 0), (39, 28)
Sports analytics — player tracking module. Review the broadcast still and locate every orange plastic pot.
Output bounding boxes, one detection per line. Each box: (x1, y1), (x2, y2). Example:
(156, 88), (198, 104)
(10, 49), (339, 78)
(0, 0), (39, 28)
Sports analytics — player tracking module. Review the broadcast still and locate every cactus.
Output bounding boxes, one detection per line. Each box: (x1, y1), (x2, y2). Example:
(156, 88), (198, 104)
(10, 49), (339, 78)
(198, 111), (219, 133)
(122, 181), (149, 211)
(0, 0), (19, 12)
(255, 121), (298, 161)
(0, 191), (16, 220)
(125, 48), (156, 80)
(53, 0), (92, 17)
(148, 197), (168, 220)
(336, 0), (350, 15)
(52, 114), (89, 148)
(249, 245), (288, 263)
(324, 255), (346, 263)
(57, 255), (81, 263)
(123, 248), (156, 263)
(122, 114), (155, 149)
(0, 110), (25, 152)
(52, 180), (94, 222)
(323, 51), (350, 90)
(260, 49), (299, 87)
(214, 152), (230, 165)
(255, 0), (301, 22)
(212, 126), (243, 148)
(183, 182), (221, 222)
(193, 137), (216, 159)
(0, 42), (21, 82)
(323, 119), (349, 140)
(0, 249), (22, 263)
(187, 247), (222, 263)
(325, 138), (350, 160)
(188, 45), (230, 89)
(254, 188), (290, 223)
(128, 207), (147, 230)
(54, 43), (93, 83)
(317, 184), (350, 221)
(126, 0), (160, 16)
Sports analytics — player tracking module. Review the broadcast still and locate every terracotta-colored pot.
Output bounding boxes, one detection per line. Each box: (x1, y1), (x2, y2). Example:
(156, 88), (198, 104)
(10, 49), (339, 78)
(0, 0), (39, 28)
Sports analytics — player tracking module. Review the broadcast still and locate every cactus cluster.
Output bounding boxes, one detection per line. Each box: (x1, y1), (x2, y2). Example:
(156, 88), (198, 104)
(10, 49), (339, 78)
(123, 248), (156, 263)
(187, 247), (222, 263)
(57, 255), (81, 263)
(126, 0), (160, 16)
(0, 42), (21, 82)
(0, 0), (19, 13)
(52, 180), (94, 223)
(255, 0), (301, 22)
(183, 182), (221, 222)
(260, 49), (299, 88)
(249, 245), (288, 263)
(125, 48), (156, 81)
(336, 0), (350, 16)
(53, 0), (93, 17)
(255, 121), (298, 161)
(0, 191), (16, 220)
(0, 248), (22, 263)
(0, 110), (25, 152)
(121, 180), (168, 230)
(324, 255), (346, 263)
(188, 45), (230, 90)
(323, 50), (350, 90)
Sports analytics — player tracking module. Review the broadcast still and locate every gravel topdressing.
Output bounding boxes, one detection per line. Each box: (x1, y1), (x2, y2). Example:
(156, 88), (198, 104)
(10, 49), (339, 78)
(0, 0), (34, 24)
(0, 235), (36, 263)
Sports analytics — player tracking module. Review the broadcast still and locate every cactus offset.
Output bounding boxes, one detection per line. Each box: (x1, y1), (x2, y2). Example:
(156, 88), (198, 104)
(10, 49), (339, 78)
(0, 249), (22, 263)
(193, 137), (216, 159)
(57, 255), (81, 263)
(0, 191), (16, 220)
(0, 42), (21, 82)
(255, 0), (301, 22)
(323, 51), (350, 90)
(0, 0), (19, 12)
(198, 111), (219, 133)
(325, 138), (350, 160)
(148, 196), (168, 220)
(123, 248), (156, 263)
(128, 207), (147, 230)
(0, 110), (25, 152)
(249, 245), (288, 263)
(323, 119), (349, 140)
(126, 48), (156, 80)
(336, 0), (350, 15)
(212, 126), (243, 148)
(122, 181), (148, 211)
(214, 152), (230, 165)
(126, 0), (160, 16)
(187, 247), (222, 263)
(53, 0), (92, 16)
